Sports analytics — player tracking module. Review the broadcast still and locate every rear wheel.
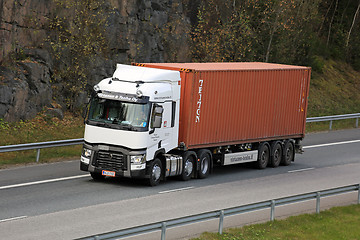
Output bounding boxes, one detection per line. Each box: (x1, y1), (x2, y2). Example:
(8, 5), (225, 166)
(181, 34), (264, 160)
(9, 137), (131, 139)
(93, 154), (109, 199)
(148, 158), (162, 186)
(282, 140), (294, 166)
(197, 150), (211, 179)
(181, 151), (196, 181)
(270, 142), (282, 168)
(256, 143), (270, 169)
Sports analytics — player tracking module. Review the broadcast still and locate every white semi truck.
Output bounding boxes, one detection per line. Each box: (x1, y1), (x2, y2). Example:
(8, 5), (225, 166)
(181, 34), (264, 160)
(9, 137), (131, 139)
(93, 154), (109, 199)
(81, 63), (310, 186)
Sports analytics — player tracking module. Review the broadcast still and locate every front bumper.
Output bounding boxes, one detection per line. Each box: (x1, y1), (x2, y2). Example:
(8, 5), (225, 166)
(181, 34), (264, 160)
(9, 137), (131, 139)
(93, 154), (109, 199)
(80, 142), (149, 179)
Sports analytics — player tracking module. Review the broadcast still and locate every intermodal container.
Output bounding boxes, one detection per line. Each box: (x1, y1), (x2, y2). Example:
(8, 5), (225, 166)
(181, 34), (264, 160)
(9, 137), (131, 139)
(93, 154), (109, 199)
(135, 62), (311, 149)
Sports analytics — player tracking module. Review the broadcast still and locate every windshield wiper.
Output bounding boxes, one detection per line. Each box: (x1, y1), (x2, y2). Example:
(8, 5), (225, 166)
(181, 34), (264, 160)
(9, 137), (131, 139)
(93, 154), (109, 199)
(121, 123), (137, 131)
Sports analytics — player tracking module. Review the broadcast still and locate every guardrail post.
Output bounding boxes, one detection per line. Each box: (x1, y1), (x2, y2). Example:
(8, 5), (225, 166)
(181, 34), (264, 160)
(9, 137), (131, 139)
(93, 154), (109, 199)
(218, 210), (224, 235)
(329, 120), (333, 130)
(161, 222), (166, 240)
(36, 149), (41, 162)
(358, 184), (360, 204)
(356, 118), (359, 128)
(316, 192), (321, 214)
(270, 200), (275, 221)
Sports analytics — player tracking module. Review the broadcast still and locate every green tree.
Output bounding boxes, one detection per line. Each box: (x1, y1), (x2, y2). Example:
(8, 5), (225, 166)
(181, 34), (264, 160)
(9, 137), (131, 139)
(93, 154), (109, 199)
(191, 0), (254, 62)
(49, 0), (109, 110)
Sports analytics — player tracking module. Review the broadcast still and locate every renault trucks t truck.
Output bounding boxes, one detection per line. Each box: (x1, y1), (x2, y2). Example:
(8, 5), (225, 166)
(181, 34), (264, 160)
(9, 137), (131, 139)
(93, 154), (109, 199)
(81, 62), (311, 186)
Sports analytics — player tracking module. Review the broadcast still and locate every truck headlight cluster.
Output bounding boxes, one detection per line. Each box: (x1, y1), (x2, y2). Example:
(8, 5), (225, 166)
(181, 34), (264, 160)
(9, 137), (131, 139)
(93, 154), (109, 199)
(82, 148), (92, 158)
(130, 155), (146, 165)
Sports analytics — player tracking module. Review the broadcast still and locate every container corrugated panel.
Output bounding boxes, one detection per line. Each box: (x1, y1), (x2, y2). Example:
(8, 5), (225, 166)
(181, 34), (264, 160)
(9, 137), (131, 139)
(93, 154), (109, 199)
(136, 62), (311, 149)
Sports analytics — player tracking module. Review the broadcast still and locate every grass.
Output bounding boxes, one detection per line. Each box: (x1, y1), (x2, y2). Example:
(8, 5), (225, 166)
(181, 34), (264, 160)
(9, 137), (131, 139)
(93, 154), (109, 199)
(307, 59), (360, 118)
(193, 204), (360, 240)
(0, 111), (84, 168)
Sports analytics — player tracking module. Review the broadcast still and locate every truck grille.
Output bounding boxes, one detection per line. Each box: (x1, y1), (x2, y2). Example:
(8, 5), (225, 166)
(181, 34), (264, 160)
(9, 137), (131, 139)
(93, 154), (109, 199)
(95, 151), (127, 171)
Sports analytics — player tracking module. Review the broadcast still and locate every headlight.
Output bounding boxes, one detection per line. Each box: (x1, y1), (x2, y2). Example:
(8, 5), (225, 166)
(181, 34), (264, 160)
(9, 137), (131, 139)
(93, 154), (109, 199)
(131, 155), (146, 165)
(82, 148), (92, 158)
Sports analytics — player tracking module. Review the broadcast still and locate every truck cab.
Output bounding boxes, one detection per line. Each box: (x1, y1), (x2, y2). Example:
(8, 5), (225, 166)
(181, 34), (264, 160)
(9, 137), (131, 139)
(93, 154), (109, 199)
(81, 64), (181, 185)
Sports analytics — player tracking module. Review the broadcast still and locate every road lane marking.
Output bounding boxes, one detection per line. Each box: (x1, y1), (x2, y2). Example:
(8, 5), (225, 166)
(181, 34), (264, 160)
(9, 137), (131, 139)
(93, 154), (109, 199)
(0, 174), (89, 190)
(288, 167), (315, 173)
(159, 186), (194, 194)
(303, 139), (360, 149)
(0, 216), (27, 223)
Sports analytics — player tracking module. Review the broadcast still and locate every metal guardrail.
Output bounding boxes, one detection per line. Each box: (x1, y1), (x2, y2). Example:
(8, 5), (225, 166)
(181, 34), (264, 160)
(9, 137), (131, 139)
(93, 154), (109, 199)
(306, 113), (360, 130)
(0, 138), (84, 162)
(0, 113), (359, 162)
(77, 184), (360, 240)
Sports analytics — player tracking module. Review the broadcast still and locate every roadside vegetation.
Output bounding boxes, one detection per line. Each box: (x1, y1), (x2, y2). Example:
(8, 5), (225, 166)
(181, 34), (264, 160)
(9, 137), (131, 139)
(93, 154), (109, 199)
(192, 204), (360, 240)
(0, 111), (84, 168)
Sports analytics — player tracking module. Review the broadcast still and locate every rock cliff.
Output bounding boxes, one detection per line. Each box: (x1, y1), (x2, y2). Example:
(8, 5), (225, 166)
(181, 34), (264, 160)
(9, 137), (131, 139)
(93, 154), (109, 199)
(0, 0), (195, 122)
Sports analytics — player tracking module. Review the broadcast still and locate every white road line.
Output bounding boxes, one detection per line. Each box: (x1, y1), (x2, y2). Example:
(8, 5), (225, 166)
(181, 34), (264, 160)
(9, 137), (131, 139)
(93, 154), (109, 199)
(159, 186), (194, 194)
(0, 174), (89, 190)
(303, 139), (360, 149)
(288, 167), (315, 173)
(0, 216), (27, 223)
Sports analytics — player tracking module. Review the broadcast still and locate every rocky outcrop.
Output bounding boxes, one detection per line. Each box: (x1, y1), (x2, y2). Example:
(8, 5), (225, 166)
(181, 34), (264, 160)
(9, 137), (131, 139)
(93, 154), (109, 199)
(0, 49), (52, 121)
(0, 0), (195, 122)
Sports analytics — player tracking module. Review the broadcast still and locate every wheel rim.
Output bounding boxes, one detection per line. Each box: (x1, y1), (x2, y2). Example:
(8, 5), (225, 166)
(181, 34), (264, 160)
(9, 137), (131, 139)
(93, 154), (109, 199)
(200, 157), (209, 175)
(261, 146), (269, 165)
(152, 164), (161, 182)
(273, 145), (281, 164)
(286, 144), (293, 162)
(184, 159), (194, 176)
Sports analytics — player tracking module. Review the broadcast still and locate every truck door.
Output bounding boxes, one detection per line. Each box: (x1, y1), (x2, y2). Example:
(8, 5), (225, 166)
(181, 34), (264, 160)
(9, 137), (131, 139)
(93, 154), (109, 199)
(147, 102), (173, 160)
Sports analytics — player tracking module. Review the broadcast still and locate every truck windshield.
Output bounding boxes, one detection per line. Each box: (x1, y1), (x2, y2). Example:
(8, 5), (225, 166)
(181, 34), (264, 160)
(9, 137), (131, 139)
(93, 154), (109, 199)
(87, 97), (151, 131)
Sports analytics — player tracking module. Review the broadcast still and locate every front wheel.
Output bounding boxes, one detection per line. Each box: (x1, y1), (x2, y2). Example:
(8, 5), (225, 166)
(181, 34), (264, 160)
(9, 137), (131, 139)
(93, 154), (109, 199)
(147, 158), (162, 186)
(180, 151), (196, 181)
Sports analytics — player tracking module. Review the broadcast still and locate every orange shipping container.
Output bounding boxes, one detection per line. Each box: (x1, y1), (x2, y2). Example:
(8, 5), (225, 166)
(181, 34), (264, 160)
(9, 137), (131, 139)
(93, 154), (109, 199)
(136, 62), (311, 149)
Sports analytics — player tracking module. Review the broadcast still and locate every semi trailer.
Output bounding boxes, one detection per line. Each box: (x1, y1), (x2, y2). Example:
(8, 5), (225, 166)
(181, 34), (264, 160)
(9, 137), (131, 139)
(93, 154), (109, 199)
(81, 62), (311, 186)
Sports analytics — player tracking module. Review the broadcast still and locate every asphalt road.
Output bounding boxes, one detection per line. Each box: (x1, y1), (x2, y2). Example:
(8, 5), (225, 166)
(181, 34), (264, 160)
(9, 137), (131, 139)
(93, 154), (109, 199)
(0, 128), (359, 239)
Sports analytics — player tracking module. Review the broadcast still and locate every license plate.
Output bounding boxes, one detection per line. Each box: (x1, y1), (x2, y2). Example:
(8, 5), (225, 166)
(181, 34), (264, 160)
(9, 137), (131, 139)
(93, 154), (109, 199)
(102, 170), (115, 177)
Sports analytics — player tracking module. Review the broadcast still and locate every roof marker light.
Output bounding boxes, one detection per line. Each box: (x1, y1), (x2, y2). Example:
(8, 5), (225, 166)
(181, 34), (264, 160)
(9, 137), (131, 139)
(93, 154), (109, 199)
(93, 84), (100, 92)
(136, 89), (143, 98)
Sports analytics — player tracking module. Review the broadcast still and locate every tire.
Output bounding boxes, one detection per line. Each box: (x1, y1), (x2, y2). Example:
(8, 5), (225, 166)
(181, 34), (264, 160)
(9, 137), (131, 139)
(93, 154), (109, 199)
(90, 172), (105, 181)
(256, 142), (270, 169)
(148, 158), (162, 186)
(180, 151), (196, 181)
(197, 150), (211, 179)
(270, 141), (282, 168)
(282, 140), (294, 166)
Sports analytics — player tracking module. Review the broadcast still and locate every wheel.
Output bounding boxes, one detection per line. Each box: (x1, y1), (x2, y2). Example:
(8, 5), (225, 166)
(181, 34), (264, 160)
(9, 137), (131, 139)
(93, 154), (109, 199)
(197, 150), (211, 179)
(256, 142), (270, 169)
(148, 158), (162, 186)
(270, 142), (282, 168)
(180, 151), (196, 181)
(90, 172), (105, 181)
(282, 140), (294, 166)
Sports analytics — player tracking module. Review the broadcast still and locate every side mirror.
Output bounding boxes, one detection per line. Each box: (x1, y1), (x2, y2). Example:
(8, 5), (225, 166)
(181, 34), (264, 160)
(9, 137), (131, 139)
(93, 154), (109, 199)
(154, 106), (164, 114)
(83, 100), (90, 124)
(150, 104), (163, 134)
